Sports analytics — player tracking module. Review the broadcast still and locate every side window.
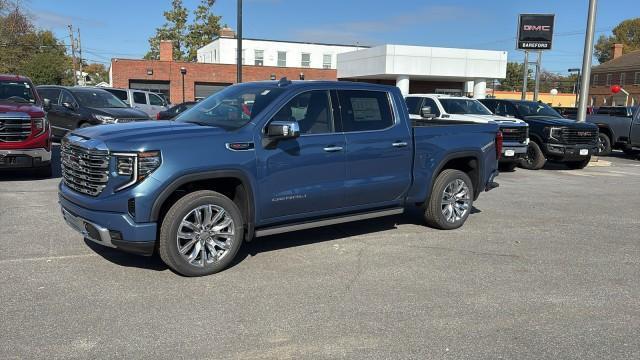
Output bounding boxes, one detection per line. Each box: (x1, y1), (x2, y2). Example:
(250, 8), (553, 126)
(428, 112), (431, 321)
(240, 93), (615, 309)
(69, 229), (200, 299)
(337, 90), (394, 132)
(37, 88), (61, 105)
(405, 97), (423, 115)
(149, 93), (164, 106)
(271, 90), (334, 134)
(481, 100), (496, 112)
(60, 90), (77, 107)
(422, 98), (441, 117)
(110, 89), (128, 102)
(133, 92), (147, 104)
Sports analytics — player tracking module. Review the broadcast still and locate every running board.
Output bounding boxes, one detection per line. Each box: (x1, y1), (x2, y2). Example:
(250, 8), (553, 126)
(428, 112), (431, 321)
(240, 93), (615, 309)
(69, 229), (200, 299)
(254, 208), (404, 237)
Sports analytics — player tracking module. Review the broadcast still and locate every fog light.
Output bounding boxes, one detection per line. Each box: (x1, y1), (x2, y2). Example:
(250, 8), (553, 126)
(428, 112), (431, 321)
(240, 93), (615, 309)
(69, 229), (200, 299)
(109, 230), (123, 241)
(127, 198), (136, 218)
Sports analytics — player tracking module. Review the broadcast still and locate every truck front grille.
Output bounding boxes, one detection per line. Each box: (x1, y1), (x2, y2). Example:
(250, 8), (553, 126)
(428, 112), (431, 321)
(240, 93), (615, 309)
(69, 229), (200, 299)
(561, 128), (598, 144)
(500, 126), (528, 143)
(0, 117), (31, 142)
(61, 140), (110, 196)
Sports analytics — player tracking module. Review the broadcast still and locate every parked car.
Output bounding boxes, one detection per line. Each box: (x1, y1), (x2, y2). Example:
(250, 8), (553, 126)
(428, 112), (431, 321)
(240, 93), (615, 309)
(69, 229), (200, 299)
(156, 101), (197, 120)
(59, 79), (501, 276)
(0, 74), (52, 177)
(102, 88), (168, 117)
(405, 94), (529, 171)
(587, 106), (640, 156)
(480, 99), (599, 169)
(553, 106), (595, 119)
(36, 86), (150, 138)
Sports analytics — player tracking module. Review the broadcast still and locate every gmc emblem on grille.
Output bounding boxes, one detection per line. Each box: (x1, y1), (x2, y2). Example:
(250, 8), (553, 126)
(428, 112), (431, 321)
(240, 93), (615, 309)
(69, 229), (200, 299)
(576, 132), (592, 136)
(502, 129), (518, 133)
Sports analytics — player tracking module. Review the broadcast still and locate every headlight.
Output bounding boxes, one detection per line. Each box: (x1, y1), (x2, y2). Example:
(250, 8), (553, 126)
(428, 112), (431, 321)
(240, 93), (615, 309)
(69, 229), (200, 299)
(32, 117), (47, 136)
(545, 127), (563, 141)
(94, 114), (116, 123)
(114, 151), (161, 191)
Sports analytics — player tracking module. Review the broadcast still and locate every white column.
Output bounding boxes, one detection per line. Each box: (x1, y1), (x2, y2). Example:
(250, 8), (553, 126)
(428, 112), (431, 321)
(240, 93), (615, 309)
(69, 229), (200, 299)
(473, 78), (487, 99)
(396, 75), (410, 96)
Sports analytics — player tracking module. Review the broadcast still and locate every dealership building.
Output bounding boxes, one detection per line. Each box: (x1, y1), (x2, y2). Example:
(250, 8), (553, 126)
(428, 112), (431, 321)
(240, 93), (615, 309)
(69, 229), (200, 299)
(109, 30), (507, 103)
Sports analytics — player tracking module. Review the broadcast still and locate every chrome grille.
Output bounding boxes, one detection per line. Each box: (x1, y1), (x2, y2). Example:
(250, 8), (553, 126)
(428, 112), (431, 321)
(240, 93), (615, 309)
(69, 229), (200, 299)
(61, 139), (110, 196)
(561, 128), (598, 144)
(0, 114), (31, 142)
(500, 126), (528, 143)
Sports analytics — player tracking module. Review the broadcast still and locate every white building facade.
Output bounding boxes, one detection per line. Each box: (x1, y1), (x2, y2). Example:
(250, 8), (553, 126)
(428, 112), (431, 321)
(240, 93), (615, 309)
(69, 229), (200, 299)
(197, 32), (364, 70)
(337, 44), (508, 98)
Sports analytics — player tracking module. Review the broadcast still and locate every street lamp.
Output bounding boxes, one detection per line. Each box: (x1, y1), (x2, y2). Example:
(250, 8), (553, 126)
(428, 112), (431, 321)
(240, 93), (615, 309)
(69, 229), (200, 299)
(180, 67), (187, 103)
(568, 68), (581, 107)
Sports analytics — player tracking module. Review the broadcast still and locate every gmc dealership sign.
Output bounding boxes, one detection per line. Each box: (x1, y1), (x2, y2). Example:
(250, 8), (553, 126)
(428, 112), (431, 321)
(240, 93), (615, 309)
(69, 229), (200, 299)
(517, 14), (555, 50)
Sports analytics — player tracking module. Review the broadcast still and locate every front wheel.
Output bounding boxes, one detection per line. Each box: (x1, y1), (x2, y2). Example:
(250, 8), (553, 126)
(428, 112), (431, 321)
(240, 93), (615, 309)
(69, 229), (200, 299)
(565, 157), (591, 170)
(596, 133), (612, 156)
(159, 190), (244, 277)
(424, 169), (474, 230)
(519, 142), (546, 170)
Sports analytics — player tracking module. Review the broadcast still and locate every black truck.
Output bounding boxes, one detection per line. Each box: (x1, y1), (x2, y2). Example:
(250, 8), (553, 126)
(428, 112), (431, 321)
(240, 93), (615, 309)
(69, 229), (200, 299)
(586, 106), (640, 156)
(480, 99), (599, 170)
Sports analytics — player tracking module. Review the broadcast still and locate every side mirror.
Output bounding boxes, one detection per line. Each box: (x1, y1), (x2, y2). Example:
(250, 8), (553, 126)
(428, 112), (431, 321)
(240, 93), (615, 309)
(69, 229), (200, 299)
(43, 98), (51, 111)
(267, 121), (300, 140)
(62, 102), (76, 110)
(420, 106), (436, 119)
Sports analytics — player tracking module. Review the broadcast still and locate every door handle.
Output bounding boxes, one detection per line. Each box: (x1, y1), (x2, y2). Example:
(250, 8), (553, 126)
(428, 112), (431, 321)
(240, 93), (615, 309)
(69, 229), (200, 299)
(323, 146), (343, 152)
(392, 141), (408, 148)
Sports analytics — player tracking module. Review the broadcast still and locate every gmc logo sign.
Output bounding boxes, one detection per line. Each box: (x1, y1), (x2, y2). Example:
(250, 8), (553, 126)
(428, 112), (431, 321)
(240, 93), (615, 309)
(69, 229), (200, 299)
(523, 25), (551, 31)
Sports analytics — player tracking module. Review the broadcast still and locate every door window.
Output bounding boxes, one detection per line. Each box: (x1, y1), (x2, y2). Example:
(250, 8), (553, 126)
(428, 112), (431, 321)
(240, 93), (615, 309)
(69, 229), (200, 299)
(133, 92), (147, 104)
(108, 89), (128, 102)
(271, 90), (334, 134)
(405, 97), (423, 115)
(421, 98), (441, 117)
(37, 88), (61, 105)
(337, 90), (394, 132)
(60, 90), (77, 107)
(495, 102), (518, 117)
(149, 93), (164, 106)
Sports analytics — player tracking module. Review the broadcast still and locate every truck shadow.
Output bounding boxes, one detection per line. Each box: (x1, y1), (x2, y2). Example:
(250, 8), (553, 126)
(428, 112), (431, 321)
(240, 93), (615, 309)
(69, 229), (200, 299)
(0, 144), (62, 181)
(83, 205), (482, 275)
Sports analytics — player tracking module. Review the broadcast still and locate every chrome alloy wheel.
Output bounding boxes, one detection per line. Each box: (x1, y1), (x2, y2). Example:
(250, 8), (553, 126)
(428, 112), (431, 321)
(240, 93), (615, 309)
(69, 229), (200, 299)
(440, 179), (471, 223)
(176, 204), (235, 267)
(596, 135), (606, 154)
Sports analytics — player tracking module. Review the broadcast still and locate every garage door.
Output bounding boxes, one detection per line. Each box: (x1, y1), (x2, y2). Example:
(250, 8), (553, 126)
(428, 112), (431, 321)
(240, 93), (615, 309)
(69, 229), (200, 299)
(195, 83), (228, 100)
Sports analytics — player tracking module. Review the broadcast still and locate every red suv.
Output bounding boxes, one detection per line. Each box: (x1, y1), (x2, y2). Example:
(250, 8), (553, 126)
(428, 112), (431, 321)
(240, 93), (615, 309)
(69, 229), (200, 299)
(0, 74), (52, 177)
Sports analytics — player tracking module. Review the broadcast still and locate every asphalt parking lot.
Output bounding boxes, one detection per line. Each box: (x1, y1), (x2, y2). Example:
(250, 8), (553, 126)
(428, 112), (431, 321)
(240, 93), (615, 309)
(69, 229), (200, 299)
(1, 148), (639, 359)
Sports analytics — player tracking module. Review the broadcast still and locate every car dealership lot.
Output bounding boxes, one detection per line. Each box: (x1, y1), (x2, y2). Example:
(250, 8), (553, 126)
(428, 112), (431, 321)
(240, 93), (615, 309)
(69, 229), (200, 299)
(1, 152), (639, 359)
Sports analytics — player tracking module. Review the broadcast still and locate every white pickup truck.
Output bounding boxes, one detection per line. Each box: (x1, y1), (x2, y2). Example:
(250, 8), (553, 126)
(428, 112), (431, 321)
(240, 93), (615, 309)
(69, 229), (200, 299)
(405, 94), (529, 171)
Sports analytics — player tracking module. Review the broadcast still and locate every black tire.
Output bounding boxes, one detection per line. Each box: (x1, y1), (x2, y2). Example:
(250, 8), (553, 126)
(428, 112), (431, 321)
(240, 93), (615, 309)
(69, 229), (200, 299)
(33, 164), (52, 179)
(159, 190), (244, 277)
(519, 142), (546, 170)
(596, 133), (612, 156)
(79, 122), (91, 128)
(565, 156), (591, 170)
(499, 162), (518, 172)
(424, 169), (474, 230)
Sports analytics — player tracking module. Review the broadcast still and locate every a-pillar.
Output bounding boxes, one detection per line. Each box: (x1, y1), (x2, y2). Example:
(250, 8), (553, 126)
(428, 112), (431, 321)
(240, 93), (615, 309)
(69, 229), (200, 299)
(396, 75), (410, 96)
(473, 78), (486, 99)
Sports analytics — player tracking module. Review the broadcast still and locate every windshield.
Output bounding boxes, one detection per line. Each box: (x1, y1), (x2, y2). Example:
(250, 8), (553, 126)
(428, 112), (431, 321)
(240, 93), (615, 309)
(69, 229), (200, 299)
(0, 80), (36, 103)
(176, 84), (285, 129)
(440, 98), (492, 115)
(516, 102), (562, 118)
(72, 89), (128, 108)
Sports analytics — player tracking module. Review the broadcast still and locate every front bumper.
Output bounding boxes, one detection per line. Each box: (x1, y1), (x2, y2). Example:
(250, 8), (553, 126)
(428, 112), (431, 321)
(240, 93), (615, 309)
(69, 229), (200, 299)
(500, 143), (527, 162)
(0, 147), (51, 169)
(59, 192), (157, 256)
(544, 143), (598, 161)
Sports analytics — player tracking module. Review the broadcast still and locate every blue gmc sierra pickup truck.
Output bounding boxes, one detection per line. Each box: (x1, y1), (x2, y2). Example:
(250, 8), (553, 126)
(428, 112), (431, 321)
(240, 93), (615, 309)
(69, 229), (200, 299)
(59, 80), (501, 276)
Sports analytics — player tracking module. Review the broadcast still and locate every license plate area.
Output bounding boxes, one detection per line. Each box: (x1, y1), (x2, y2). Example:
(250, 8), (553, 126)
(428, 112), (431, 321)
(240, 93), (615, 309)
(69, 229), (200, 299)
(580, 149), (588, 156)
(504, 149), (515, 157)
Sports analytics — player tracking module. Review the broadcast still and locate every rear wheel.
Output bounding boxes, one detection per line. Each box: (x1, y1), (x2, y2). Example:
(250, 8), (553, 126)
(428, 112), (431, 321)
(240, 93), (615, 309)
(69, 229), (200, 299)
(596, 133), (612, 156)
(519, 142), (546, 170)
(79, 122), (91, 128)
(159, 190), (244, 277)
(424, 169), (473, 230)
(565, 156), (591, 169)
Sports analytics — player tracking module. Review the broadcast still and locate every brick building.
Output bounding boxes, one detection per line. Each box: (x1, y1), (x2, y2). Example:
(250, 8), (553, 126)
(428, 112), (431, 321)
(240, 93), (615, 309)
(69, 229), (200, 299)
(589, 44), (640, 106)
(109, 40), (337, 104)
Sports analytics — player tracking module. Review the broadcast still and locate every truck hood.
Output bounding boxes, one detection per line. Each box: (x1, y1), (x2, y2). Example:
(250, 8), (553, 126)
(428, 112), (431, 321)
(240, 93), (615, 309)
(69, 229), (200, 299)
(524, 115), (598, 129)
(70, 120), (228, 151)
(462, 114), (528, 126)
(86, 107), (150, 119)
(0, 101), (45, 118)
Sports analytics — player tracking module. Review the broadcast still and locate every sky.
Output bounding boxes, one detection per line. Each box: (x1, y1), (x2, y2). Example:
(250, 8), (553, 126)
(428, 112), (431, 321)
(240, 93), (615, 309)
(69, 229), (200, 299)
(25, 0), (638, 75)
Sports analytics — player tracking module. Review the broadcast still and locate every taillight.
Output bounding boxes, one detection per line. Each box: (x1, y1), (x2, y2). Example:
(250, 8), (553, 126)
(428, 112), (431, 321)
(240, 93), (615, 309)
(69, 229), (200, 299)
(495, 131), (503, 160)
(156, 113), (161, 120)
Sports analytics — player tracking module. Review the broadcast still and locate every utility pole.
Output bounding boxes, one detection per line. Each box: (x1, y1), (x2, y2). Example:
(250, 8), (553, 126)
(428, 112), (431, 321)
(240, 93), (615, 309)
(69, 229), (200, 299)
(236, 0), (242, 83)
(521, 51), (529, 100)
(577, 0), (597, 122)
(533, 51), (542, 101)
(68, 24), (77, 85)
(77, 28), (83, 86)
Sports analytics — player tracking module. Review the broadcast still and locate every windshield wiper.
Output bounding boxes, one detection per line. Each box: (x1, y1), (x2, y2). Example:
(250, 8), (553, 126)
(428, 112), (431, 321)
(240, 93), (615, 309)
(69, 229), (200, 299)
(185, 121), (212, 127)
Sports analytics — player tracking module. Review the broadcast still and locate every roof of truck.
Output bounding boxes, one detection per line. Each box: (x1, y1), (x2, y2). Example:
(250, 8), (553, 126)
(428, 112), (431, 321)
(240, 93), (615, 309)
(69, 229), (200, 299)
(0, 74), (33, 82)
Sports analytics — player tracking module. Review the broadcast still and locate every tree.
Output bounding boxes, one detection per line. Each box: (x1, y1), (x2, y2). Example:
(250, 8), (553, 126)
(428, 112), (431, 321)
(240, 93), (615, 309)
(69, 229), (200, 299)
(83, 63), (109, 84)
(500, 62), (532, 91)
(594, 17), (640, 63)
(145, 0), (222, 61)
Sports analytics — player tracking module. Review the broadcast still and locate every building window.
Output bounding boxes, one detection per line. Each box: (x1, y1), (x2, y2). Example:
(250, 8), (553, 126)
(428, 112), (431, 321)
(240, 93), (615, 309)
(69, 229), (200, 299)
(606, 74), (612, 86)
(301, 53), (311, 68)
(277, 51), (286, 67)
(254, 50), (264, 66)
(593, 74), (599, 85)
(322, 54), (332, 69)
(620, 73), (626, 86)
(635, 72), (640, 85)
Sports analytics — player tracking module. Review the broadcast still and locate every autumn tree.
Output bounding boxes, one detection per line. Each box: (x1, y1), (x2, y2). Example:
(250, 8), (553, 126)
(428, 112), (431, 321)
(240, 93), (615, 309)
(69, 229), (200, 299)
(594, 17), (640, 63)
